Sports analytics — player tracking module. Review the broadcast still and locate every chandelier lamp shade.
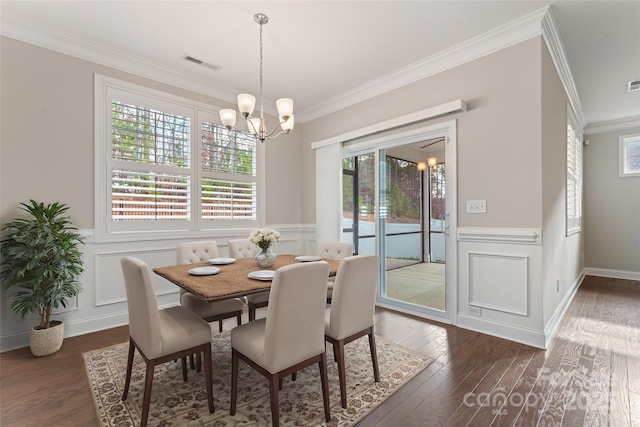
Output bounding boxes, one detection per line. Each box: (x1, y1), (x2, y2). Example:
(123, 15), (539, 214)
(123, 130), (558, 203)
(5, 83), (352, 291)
(219, 13), (294, 143)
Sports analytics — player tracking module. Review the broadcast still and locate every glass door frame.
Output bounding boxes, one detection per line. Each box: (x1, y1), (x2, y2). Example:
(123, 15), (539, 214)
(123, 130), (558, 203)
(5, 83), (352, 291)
(342, 120), (458, 325)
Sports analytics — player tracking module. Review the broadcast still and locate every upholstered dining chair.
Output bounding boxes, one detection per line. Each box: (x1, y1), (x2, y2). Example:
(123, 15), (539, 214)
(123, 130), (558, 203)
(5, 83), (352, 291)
(120, 257), (214, 427)
(325, 255), (380, 408)
(228, 238), (269, 321)
(230, 261), (332, 426)
(317, 240), (354, 303)
(176, 241), (244, 333)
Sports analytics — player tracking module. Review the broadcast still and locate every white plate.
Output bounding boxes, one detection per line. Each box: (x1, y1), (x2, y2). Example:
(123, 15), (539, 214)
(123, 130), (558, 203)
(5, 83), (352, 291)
(248, 270), (275, 281)
(295, 255), (323, 262)
(208, 257), (236, 265)
(188, 266), (221, 276)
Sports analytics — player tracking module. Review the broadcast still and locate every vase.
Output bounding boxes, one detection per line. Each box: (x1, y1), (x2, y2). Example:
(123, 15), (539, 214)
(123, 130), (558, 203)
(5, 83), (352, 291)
(255, 247), (276, 268)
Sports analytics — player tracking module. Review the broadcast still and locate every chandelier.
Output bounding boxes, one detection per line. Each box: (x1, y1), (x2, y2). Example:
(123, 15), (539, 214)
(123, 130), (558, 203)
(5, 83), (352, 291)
(219, 13), (294, 143)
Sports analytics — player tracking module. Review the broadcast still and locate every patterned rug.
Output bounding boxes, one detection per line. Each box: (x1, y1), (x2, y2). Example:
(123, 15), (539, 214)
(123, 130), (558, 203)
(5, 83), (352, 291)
(83, 329), (432, 426)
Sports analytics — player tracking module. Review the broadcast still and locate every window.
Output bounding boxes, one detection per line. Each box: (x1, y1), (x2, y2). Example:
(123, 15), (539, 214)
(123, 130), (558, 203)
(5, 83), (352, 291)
(619, 133), (640, 177)
(95, 75), (261, 239)
(566, 103), (582, 235)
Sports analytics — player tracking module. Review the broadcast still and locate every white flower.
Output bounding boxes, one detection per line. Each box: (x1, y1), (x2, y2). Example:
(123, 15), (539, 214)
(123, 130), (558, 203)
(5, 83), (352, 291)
(249, 227), (280, 250)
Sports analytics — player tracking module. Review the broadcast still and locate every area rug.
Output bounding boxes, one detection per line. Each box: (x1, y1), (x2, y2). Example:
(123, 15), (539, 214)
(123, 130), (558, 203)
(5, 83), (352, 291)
(83, 329), (432, 426)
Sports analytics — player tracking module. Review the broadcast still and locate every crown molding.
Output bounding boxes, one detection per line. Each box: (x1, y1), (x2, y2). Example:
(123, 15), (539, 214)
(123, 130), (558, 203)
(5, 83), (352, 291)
(540, 7), (585, 129)
(299, 7), (551, 122)
(584, 116), (640, 135)
(2, 7), (581, 125)
(0, 11), (243, 111)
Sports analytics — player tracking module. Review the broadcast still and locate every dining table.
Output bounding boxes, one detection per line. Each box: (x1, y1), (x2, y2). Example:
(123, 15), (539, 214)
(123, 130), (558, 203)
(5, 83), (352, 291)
(153, 254), (340, 303)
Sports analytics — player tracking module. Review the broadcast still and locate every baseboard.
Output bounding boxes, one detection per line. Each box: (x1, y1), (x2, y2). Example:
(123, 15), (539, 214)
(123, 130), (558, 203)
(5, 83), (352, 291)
(544, 272), (584, 348)
(583, 267), (640, 281)
(0, 311), (129, 353)
(456, 314), (546, 349)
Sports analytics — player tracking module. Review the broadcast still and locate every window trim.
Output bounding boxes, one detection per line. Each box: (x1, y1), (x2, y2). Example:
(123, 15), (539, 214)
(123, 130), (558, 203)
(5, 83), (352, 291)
(566, 103), (582, 236)
(94, 74), (265, 242)
(619, 133), (640, 178)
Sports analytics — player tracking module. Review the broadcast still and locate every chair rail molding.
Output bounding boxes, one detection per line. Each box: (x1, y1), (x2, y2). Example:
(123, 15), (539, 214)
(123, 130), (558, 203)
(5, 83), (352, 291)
(457, 227), (542, 245)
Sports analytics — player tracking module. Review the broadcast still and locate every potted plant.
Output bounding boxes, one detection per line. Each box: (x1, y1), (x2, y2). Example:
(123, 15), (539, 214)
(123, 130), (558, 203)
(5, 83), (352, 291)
(1, 200), (84, 356)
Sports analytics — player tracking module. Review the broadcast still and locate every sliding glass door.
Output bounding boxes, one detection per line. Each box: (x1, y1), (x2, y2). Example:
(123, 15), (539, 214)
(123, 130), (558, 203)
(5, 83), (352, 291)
(341, 122), (456, 323)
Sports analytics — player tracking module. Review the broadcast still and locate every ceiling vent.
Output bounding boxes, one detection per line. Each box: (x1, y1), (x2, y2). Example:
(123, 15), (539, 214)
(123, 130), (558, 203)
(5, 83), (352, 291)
(628, 79), (640, 92)
(182, 54), (221, 71)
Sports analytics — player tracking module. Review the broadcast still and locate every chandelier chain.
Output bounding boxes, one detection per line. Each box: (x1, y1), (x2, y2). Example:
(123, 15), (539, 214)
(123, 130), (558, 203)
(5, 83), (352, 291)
(259, 19), (264, 121)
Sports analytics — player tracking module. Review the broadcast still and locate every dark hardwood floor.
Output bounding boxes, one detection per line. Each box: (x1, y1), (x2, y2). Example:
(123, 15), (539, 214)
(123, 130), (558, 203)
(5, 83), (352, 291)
(1, 275), (638, 426)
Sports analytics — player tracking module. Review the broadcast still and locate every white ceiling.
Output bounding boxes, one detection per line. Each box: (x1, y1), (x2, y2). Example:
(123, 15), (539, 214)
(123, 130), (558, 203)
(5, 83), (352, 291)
(1, 1), (639, 130)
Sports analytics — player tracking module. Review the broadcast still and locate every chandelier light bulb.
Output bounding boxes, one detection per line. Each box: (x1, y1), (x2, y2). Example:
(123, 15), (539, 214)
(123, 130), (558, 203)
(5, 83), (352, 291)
(276, 98), (294, 120)
(248, 118), (262, 136)
(280, 114), (294, 131)
(237, 94), (256, 118)
(219, 109), (237, 129)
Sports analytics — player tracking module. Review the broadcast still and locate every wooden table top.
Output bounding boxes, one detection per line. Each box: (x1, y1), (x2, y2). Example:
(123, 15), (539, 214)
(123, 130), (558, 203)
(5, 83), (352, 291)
(153, 255), (340, 302)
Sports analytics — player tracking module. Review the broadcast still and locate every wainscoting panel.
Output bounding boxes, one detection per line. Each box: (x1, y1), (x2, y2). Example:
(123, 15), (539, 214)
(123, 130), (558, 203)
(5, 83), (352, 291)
(468, 252), (528, 316)
(457, 227), (545, 348)
(95, 247), (178, 307)
(0, 225), (315, 352)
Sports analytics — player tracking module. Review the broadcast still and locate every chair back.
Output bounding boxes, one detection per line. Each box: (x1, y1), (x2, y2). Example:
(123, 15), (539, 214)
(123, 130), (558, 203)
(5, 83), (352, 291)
(121, 257), (162, 357)
(228, 239), (258, 259)
(263, 261), (330, 373)
(177, 241), (219, 264)
(317, 241), (353, 260)
(327, 255), (379, 340)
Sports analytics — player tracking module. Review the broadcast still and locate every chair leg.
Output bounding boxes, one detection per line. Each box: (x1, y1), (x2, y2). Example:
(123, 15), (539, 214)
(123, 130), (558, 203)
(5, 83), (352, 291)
(218, 319), (223, 333)
(368, 328), (380, 382)
(122, 339), (135, 400)
(141, 361), (156, 427)
(203, 345), (214, 413)
(248, 303), (256, 321)
(196, 352), (202, 373)
(189, 354), (195, 369)
(230, 349), (239, 415)
(181, 356), (188, 381)
(319, 352), (331, 422)
(335, 339), (348, 408)
(268, 373), (280, 427)
(236, 314), (242, 327)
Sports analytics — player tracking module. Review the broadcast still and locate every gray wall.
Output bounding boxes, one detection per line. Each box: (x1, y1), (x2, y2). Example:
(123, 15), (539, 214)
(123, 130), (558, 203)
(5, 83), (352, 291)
(540, 42), (584, 325)
(304, 38), (544, 229)
(0, 36), (303, 228)
(305, 37), (576, 347)
(584, 127), (640, 273)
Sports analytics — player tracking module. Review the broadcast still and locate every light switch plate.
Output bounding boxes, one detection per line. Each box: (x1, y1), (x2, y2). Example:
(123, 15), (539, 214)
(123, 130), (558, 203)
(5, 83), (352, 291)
(466, 199), (487, 214)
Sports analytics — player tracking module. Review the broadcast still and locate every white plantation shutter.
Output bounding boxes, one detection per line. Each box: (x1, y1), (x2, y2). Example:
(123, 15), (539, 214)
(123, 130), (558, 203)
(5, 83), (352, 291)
(566, 104), (582, 235)
(619, 133), (640, 177)
(200, 120), (257, 221)
(111, 101), (191, 222)
(201, 179), (256, 220)
(112, 170), (190, 220)
(97, 76), (260, 237)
